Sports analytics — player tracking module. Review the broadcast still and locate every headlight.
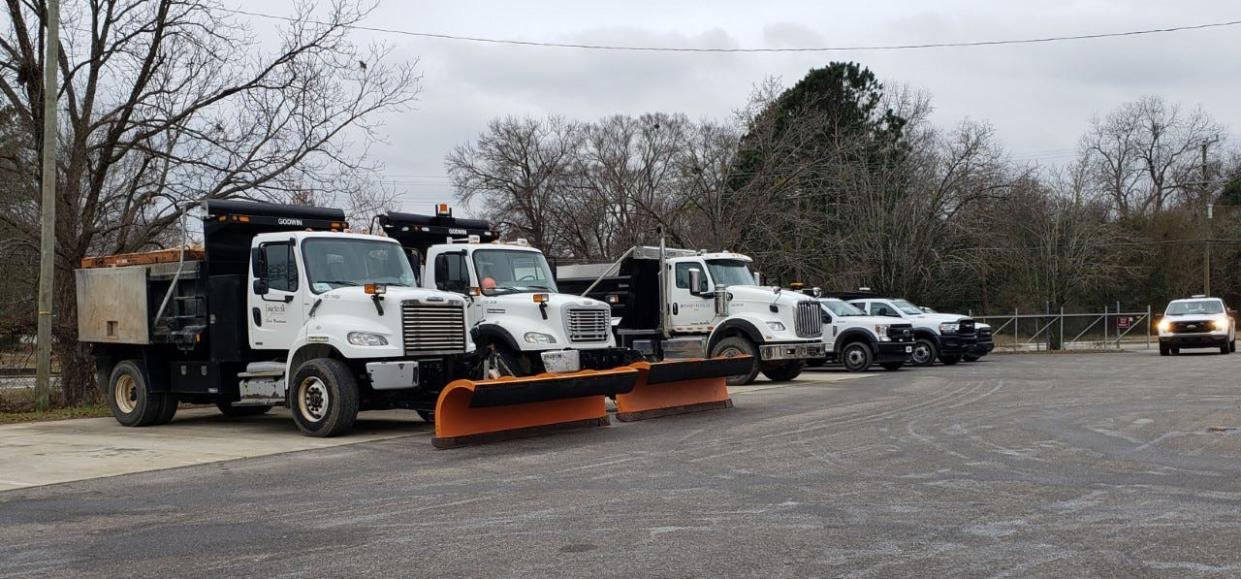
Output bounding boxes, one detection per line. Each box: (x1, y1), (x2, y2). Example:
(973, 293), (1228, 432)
(524, 332), (557, 344)
(1214, 319), (1230, 331)
(1157, 320), (1171, 333)
(939, 322), (959, 335)
(766, 321), (786, 332)
(347, 331), (388, 346)
(874, 325), (891, 341)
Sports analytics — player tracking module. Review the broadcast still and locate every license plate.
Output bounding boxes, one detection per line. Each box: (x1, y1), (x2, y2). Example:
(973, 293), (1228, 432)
(905, 346), (913, 353)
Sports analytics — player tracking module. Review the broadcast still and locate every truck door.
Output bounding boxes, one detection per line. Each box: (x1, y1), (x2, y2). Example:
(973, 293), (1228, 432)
(248, 240), (307, 350)
(820, 305), (837, 351)
(669, 260), (715, 330)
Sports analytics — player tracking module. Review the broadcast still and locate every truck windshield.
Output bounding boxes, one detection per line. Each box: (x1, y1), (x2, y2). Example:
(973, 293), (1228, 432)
(1166, 300), (1223, 315)
(821, 299), (866, 316)
(705, 259), (754, 287)
(892, 299), (925, 316)
(302, 238), (417, 294)
(473, 249), (557, 295)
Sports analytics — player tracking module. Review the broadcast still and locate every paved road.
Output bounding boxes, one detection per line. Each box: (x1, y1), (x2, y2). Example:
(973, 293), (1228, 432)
(2, 352), (1240, 577)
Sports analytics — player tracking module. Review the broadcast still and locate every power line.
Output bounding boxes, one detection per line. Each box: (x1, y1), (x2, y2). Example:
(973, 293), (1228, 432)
(222, 8), (1241, 53)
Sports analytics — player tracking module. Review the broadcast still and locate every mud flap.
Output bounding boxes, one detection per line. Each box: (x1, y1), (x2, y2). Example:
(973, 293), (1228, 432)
(615, 356), (751, 422)
(432, 368), (640, 449)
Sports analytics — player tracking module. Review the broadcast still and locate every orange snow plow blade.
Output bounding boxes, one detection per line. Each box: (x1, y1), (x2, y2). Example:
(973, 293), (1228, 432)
(432, 367), (640, 449)
(615, 356), (751, 422)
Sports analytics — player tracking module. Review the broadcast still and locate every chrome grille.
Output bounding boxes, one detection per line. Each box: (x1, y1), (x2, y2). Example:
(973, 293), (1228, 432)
(795, 301), (822, 338)
(567, 308), (610, 343)
(957, 319), (976, 336)
(401, 301), (467, 355)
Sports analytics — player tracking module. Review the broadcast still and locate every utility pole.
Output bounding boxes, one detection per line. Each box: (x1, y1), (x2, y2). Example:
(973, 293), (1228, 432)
(1202, 139), (1215, 297)
(35, 0), (61, 410)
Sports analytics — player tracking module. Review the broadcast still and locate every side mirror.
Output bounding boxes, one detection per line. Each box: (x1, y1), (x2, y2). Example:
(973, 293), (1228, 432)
(253, 278), (269, 296)
(250, 247), (264, 277)
(688, 268), (708, 296)
(822, 312), (832, 323)
(753, 271), (763, 286)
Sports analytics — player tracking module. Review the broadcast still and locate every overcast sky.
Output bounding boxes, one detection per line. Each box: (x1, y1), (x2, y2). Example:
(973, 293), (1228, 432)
(251, 0), (1241, 213)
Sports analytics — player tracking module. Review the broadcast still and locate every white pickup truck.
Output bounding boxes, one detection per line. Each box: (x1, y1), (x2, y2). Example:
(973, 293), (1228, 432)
(847, 297), (978, 366)
(812, 298), (914, 371)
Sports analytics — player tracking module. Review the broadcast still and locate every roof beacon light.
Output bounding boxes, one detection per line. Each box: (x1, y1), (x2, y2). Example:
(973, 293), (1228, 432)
(436, 203), (451, 217)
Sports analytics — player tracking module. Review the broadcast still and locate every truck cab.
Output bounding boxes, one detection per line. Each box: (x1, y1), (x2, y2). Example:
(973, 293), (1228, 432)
(79, 200), (474, 437)
(379, 208), (631, 378)
(814, 298), (914, 372)
(422, 241), (627, 375)
(847, 297), (976, 366)
(558, 247), (826, 385)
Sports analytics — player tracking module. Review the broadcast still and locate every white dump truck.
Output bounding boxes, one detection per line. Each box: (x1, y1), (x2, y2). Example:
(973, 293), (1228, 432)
(556, 245), (825, 385)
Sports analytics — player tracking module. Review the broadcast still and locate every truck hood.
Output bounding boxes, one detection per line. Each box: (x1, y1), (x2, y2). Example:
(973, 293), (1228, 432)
(725, 285), (815, 308)
(907, 312), (971, 324)
(836, 315), (912, 326)
(316, 285), (467, 307)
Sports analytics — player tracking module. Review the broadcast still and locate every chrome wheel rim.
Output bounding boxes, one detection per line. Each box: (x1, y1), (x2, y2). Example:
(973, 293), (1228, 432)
(297, 377), (329, 422)
(845, 347), (867, 368)
(114, 374), (137, 414)
(718, 346), (744, 358)
(912, 344), (931, 364)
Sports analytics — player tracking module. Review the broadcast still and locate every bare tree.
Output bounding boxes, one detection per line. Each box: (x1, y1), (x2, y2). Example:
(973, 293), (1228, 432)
(0, 0), (420, 401)
(1080, 96), (1224, 216)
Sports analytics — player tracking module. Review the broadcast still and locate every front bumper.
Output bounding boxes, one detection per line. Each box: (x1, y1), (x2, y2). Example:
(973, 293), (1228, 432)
(1160, 334), (1228, 348)
(971, 339), (995, 356)
(876, 341), (915, 363)
(759, 342), (827, 361)
(939, 334), (978, 355)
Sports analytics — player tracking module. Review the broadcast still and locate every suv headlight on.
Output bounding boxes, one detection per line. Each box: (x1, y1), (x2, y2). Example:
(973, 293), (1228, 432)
(939, 322), (959, 335)
(347, 331), (389, 346)
(1214, 318), (1230, 332)
(766, 321), (787, 332)
(1157, 319), (1171, 334)
(524, 331), (557, 344)
(874, 325), (891, 341)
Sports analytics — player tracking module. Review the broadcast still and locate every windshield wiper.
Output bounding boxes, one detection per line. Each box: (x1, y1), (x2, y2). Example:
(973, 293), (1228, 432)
(318, 280), (360, 287)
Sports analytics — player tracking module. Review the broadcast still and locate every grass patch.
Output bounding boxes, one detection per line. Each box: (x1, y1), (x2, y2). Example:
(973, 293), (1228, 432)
(0, 387), (111, 424)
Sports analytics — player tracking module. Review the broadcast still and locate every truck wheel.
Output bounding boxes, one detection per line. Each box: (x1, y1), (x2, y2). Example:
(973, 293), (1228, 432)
(107, 360), (170, 427)
(289, 358), (360, 437)
(1221, 343), (1231, 355)
(761, 361), (804, 382)
(216, 402), (272, 417)
(911, 338), (938, 367)
(880, 362), (904, 371)
(1159, 343), (1170, 356)
(840, 342), (873, 372)
(940, 354), (961, 365)
(1231, 339), (1236, 353)
(709, 336), (760, 385)
(153, 396), (179, 425)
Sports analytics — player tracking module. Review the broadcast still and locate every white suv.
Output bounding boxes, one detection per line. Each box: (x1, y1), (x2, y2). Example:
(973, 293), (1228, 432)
(1157, 296), (1236, 356)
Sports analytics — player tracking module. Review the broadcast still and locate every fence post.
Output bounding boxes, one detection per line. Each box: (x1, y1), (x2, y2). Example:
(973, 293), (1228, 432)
(1059, 306), (1065, 351)
(1014, 308), (1019, 352)
(1103, 305), (1109, 348)
(1116, 301), (1121, 349)
(1146, 305), (1151, 350)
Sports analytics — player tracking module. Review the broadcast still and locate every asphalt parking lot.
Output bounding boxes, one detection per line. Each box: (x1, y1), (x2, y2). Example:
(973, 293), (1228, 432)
(2, 351), (1240, 578)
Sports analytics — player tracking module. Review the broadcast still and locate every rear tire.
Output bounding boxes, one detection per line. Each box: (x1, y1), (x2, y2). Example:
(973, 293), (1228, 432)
(881, 362), (904, 371)
(1221, 343), (1231, 355)
(107, 360), (169, 427)
(1159, 343), (1170, 356)
(761, 361), (805, 382)
(940, 355), (961, 366)
(1171, 347), (1180, 355)
(153, 396), (179, 425)
(911, 338), (938, 367)
(840, 342), (873, 372)
(289, 358), (360, 437)
(709, 336), (761, 386)
(216, 402), (272, 417)
(1231, 339), (1236, 353)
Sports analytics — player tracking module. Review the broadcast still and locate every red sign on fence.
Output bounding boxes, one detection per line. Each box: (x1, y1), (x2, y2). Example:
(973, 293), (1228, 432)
(1117, 317), (1132, 330)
